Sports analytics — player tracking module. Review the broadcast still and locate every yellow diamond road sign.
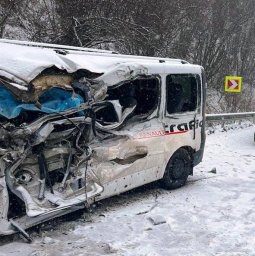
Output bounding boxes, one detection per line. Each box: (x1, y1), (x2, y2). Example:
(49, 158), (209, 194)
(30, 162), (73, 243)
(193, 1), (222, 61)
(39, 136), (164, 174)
(225, 76), (242, 93)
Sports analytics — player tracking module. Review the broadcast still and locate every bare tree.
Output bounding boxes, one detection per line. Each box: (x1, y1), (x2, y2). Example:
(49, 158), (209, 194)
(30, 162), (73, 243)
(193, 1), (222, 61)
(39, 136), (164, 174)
(0, 0), (60, 42)
(0, 0), (24, 37)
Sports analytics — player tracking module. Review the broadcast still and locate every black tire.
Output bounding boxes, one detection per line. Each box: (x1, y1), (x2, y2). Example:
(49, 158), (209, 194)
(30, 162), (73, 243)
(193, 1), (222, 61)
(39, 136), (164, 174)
(162, 148), (192, 190)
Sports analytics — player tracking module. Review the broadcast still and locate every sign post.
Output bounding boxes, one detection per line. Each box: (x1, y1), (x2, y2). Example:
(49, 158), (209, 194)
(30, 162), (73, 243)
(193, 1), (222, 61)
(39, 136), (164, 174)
(224, 76), (242, 93)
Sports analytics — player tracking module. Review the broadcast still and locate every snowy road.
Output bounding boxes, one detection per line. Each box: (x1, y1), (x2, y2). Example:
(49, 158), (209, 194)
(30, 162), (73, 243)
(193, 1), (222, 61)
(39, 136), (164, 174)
(1, 124), (254, 256)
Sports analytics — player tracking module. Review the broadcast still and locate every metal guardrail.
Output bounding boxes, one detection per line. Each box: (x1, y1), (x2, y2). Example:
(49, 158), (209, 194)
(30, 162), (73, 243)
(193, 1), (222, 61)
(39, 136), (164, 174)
(206, 112), (255, 122)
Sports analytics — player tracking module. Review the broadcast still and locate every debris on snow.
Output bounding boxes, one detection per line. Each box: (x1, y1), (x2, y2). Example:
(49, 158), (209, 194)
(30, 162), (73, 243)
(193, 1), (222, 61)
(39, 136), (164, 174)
(209, 167), (217, 174)
(42, 236), (57, 245)
(148, 215), (167, 225)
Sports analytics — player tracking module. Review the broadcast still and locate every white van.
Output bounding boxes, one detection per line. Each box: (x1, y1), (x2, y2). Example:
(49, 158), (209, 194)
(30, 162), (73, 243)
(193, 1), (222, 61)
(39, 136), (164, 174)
(0, 40), (206, 238)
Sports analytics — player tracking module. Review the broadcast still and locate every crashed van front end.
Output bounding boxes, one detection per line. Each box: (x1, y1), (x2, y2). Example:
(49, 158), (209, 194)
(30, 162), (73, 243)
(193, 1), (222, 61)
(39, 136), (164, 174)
(0, 42), (165, 237)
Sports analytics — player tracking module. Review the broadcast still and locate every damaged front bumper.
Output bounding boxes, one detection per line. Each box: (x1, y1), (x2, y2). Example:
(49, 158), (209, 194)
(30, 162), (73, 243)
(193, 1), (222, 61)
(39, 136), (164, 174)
(0, 107), (104, 236)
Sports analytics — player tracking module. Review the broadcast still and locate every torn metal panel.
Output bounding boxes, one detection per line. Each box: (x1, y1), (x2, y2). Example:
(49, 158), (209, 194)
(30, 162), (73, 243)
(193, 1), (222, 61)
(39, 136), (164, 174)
(94, 63), (148, 87)
(0, 177), (9, 219)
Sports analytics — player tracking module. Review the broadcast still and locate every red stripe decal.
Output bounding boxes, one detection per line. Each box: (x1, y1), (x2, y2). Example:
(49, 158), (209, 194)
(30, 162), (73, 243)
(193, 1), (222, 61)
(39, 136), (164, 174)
(137, 130), (189, 139)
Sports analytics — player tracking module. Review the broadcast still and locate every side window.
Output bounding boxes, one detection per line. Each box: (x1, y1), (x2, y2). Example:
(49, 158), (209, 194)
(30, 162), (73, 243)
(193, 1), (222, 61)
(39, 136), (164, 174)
(166, 74), (200, 114)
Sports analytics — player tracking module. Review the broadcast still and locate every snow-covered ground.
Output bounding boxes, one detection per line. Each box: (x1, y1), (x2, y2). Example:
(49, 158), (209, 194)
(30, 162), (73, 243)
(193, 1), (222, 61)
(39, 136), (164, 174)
(0, 124), (254, 256)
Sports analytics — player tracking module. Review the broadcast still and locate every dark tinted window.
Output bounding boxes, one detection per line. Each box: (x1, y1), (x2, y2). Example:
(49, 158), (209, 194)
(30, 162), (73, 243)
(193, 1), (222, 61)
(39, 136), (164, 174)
(166, 74), (199, 114)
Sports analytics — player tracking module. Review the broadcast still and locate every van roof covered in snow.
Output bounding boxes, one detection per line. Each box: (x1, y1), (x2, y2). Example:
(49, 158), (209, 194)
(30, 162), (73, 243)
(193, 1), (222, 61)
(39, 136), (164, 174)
(0, 39), (198, 86)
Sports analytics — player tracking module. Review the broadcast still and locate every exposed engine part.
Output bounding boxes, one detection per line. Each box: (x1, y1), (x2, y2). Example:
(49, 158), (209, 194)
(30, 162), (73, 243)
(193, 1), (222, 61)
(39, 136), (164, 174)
(15, 169), (33, 185)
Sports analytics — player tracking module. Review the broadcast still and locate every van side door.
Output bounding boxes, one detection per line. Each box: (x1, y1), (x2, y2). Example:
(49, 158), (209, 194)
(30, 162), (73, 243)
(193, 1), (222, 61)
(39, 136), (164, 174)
(163, 73), (203, 156)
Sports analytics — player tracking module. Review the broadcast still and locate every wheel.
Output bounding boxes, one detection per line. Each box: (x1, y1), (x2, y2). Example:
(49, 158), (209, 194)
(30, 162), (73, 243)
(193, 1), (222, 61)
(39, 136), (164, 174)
(162, 148), (192, 189)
